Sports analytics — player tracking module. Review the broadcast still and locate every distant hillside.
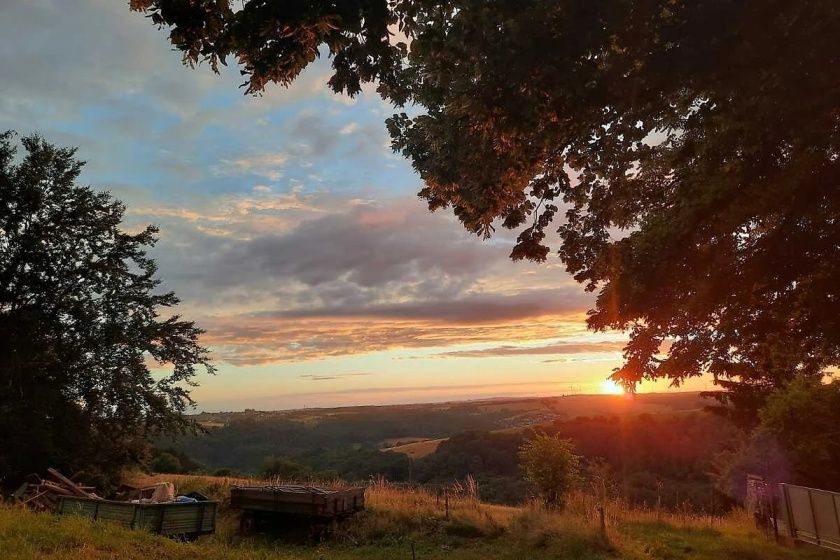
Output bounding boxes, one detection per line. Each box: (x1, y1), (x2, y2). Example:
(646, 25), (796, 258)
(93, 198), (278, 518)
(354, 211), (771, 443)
(1, 473), (834, 560)
(150, 392), (729, 509)
(381, 392), (710, 460)
(192, 391), (710, 429)
(179, 393), (710, 471)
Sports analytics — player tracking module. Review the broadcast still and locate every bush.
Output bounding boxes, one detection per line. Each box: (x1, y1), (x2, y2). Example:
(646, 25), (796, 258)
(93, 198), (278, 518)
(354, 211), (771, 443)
(261, 455), (307, 479)
(150, 452), (182, 474)
(519, 433), (582, 510)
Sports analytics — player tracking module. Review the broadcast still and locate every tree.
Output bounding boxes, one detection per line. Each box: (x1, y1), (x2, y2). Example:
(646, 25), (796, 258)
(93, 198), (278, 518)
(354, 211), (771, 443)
(519, 433), (581, 509)
(131, 1), (840, 414)
(714, 376), (840, 498)
(149, 447), (202, 474)
(756, 376), (840, 489)
(261, 455), (306, 480)
(712, 428), (791, 503)
(0, 132), (213, 487)
(150, 452), (183, 474)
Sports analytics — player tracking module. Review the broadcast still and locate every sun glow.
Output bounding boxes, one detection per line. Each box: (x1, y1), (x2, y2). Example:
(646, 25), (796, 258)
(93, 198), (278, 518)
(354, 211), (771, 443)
(600, 380), (625, 395)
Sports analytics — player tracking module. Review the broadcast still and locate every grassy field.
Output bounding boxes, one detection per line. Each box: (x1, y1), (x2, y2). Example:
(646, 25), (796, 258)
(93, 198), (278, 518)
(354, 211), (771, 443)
(2, 473), (836, 560)
(385, 438), (446, 459)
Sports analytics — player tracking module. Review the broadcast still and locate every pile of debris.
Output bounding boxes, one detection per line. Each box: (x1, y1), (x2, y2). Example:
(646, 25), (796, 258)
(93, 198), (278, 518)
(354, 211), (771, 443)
(114, 481), (179, 503)
(13, 468), (100, 512)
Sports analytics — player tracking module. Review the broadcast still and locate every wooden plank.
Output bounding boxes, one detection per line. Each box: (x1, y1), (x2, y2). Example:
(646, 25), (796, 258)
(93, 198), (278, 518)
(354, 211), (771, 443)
(47, 468), (92, 498)
(40, 481), (76, 497)
(22, 491), (49, 504)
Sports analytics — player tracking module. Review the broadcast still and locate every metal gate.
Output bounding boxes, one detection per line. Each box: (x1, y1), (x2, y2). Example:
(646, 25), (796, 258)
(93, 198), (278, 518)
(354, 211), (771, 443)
(777, 483), (840, 552)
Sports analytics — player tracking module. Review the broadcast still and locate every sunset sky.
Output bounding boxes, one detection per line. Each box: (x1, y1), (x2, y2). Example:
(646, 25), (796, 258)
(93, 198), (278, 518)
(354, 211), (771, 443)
(0, 0), (709, 411)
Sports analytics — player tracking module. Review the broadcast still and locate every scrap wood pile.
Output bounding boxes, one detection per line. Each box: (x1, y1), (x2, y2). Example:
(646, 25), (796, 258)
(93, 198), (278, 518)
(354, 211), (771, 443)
(13, 468), (101, 512)
(12, 470), (199, 512)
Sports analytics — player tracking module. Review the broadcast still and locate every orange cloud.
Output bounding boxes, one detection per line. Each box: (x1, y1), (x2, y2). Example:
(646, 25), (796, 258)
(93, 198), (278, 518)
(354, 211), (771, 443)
(200, 314), (591, 365)
(432, 340), (626, 358)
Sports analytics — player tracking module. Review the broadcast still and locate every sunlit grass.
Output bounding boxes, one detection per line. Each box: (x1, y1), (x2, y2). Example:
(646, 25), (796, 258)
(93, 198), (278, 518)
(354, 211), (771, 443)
(1, 473), (836, 559)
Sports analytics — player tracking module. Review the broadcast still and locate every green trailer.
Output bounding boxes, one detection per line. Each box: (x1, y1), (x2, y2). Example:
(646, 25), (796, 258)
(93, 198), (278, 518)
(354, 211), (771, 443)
(230, 485), (365, 536)
(57, 496), (217, 540)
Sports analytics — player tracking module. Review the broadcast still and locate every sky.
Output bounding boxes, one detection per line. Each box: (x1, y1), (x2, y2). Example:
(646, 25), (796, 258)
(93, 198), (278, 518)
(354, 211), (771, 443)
(0, 0), (710, 411)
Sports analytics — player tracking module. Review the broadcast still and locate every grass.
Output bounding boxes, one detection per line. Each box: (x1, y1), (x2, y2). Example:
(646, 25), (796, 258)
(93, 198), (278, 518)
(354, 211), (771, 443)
(1, 473), (836, 560)
(384, 438), (446, 459)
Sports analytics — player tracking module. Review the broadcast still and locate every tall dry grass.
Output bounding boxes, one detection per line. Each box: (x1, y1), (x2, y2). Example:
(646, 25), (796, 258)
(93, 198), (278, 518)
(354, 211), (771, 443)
(5, 472), (837, 559)
(127, 472), (722, 547)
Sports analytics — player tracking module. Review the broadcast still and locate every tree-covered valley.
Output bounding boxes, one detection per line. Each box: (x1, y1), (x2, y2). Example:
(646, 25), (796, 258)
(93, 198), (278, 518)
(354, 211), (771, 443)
(154, 393), (737, 510)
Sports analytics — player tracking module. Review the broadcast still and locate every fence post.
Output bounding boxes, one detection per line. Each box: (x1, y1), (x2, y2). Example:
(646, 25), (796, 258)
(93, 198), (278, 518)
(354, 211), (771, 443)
(782, 484), (796, 539)
(656, 480), (663, 523)
(807, 489), (821, 547)
(445, 491), (450, 520)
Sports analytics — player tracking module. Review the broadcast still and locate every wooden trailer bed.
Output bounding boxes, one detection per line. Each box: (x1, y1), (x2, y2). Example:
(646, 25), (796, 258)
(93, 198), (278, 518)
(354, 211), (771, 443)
(230, 485), (365, 536)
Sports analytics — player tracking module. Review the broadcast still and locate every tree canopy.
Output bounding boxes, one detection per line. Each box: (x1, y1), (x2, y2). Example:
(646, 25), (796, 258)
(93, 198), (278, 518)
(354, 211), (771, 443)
(0, 132), (213, 486)
(131, 1), (840, 411)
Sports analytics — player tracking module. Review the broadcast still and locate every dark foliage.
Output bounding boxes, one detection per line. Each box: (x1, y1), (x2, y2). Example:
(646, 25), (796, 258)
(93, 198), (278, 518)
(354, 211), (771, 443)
(261, 455), (307, 479)
(168, 406), (513, 473)
(0, 132), (213, 488)
(715, 377), (840, 498)
(149, 447), (203, 474)
(167, 404), (736, 509)
(414, 413), (738, 509)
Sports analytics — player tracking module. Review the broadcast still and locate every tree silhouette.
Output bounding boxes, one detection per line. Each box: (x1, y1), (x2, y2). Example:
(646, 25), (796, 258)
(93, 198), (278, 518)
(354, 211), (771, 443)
(0, 132), (214, 486)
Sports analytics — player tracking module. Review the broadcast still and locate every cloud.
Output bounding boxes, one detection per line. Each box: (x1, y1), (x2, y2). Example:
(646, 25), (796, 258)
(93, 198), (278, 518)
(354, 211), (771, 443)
(126, 187), (326, 240)
(214, 152), (289, 181)
(122, 192), (597, 365)
(300, 373), (373, 381)
(271, 289), (589, 323)
(151, 197), (494, 294)
(199, 314), (590, 365)
(143, 194), (592, 315)
(339, 122), (360, 135)
(435, 340), (626, 358)
(0, 0), (219, 123)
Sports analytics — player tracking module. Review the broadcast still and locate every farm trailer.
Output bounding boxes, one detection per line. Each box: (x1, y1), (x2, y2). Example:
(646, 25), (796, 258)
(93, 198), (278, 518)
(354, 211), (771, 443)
(57, 496), (218, 540)
(230, 485), (365, 536)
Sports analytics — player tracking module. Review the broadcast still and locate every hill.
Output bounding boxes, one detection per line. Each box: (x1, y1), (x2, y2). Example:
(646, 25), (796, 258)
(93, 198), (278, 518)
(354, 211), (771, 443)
(1, 473), (834, 560)
(380, 391), (710, 459)
(153, 392), (733, 511)
(170, 392), (709, 476)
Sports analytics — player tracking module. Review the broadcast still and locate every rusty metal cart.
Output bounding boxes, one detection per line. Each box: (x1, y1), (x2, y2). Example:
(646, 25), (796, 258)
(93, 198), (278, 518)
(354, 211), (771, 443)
(230, 485), (365, 537)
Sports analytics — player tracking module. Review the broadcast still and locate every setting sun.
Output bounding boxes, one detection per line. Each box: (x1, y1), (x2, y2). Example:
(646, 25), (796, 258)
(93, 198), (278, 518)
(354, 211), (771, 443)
(600, 380), (625, 395)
